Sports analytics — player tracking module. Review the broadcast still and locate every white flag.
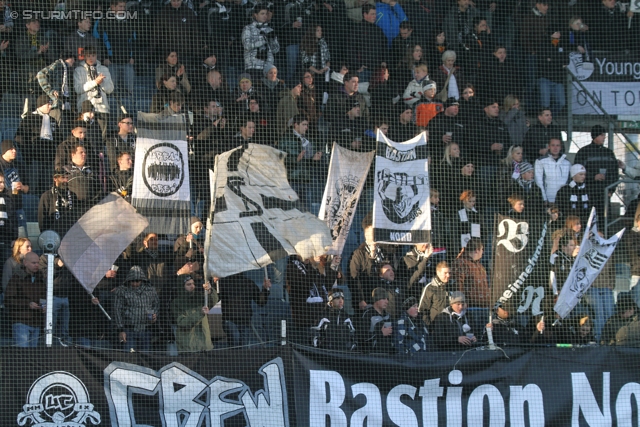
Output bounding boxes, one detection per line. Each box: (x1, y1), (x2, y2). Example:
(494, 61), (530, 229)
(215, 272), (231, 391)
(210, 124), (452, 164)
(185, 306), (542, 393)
(59, 193), (149, 293)
(554, 208), (625, 319)
(373, 131), (431, 244)
(205, 144), (332, 278)
(318, 143), (374, 255)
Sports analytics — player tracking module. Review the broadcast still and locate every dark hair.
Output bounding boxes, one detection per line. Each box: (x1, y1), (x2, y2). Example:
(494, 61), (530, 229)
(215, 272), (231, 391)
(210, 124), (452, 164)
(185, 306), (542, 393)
(71, 143), (85, 158)
(292, 114), (308, 125)
(507, 193), (525, 205)
(169, 91), (185, 104)
(253, 3), (270, 14)
(117, 151), (131, 162)
(559, 233), (575, 250)
(538, 107), (552, 116)
(84, 46), (98, 56)
(300, 26), (320, 56)
(399, 21), (412, 30)
(466, 237), (484, 252)
(472, 16), (486, 28)
(343, 72), (358, 84)
(373, 116), (389, 129)
(362, 4), (376, 15)
(362, 212), (373, 229)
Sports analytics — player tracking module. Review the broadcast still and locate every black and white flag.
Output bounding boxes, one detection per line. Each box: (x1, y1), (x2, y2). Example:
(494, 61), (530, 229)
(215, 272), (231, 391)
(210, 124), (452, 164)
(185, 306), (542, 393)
(372, 131), (430, 244)
(318, 143), (374, 255)
(555, 208), (625, 319)
(131, 112), (191, 234)
(205, 144), (332, 278)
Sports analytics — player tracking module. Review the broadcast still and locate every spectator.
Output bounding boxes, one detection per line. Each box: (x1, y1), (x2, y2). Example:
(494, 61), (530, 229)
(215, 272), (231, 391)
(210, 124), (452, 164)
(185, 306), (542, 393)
(95, 0), (138, 99)
(110, 152), (133, 202)
(300, 25), (331, 84)
(279, 114), (323, 211)
(485, 303), (524, 346)
(256, 64), (286, 114)
(534, 138), (571, 204)
(0, 140), (29, 224)
(74, 101), (103, 172)
(242, 4), (280, 80)
(452, 237), (490, 309)
(432, 291), (477, 350)
(154, 0), (203, 63)
(312, 289), (357, 351)
(574, 125), (620, 219)
(274, 0), (307, 83)
(157, 92), (186, 118)
(286, 254), (339, 330)
(2, 238), (31, 295)
(326, 72), (369, 126)
(64, 17), (100, 63)
(54, 123), (88, 172)
(15, 95), (61, 194)
(394, 296), (429, 353)
(358, 287), (394, 353)
(37, 52), (76, 112)
(460, 17), (494, 84)
(174, 216), (205, 267)
(418, 261), (451, 326)
(219, 273), (271, 346)
(375, 0), (407, 46)
(457, 83), (479, 125)
(454, 190), (482, 254)
(354, 4), (389, 81)
(171, 274), (217, 352)
(196, 70), (231, 112)
(299, 71), (320, 128)
(131, 233), (172, 298)
(391, 21), (420, 69)
(388, 105), (418, 142)
(479, 46), (519, 105)
(582, 257), (615, 343)
(586, 0), (630, 51)
(503, 162), (545, 215)
(345, 0), (375, 23)
(114, 265), (160, 352)
(555, 164), (591, 223)
(626, 214), (640, 308)
(537, 31), (567, 117)
(74, 46), (114, 138)
(38, 169), (78, 238)
(522, 108), (561, 162)
(601, 292), (637, 345)
(276, 80), (302, 135)
(429, 189), (451, 253)
(443, 0), (484, 54)
(191, 50), (218, 97)
(233, 73), (258, 114)
(106, 114), (136, 173)
(63, 144), (102, 214)
(500, 144), (524, 182)
(5, 252), (46, 347)
(432, 50), (463, 101)
(15, 18), (55, 94)
(246, 96), (274, 145)
(499, 95), (528, 146)
(549, 233), (577, 297)
(394, 44), (424, 90)
(233, 118), (256, 147)
(0, 174), (17, 263)
(409, 80), (439, 128)
(402, 63), (432, 106)
(397, 243), (434, 301)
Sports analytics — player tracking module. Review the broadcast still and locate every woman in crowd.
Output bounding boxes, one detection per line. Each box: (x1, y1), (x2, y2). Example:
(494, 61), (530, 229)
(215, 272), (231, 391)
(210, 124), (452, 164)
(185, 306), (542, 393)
(171, 274), (217, 352)
(457, 83), (478, 125)
(2, 237), (31, 294)
(155, 50), (191, 95)
(0, 175), (17, 264)
(257, 65), (287, 114)
(552, 215), (583, 253)
(433, 50), (463, 101)
(300, 71), (320, 129)
(150, 74), (182, 113)
(452, 190), (483, 259)
(174, 217), (205, 267)
(500, 95), (529, 145)
(425, 31), (448, 73)
(432, 142), (462, 198)
(300, 25), (331, 85)
(500, 144), (525, 183)
(394, 44), (424, 92)
(369, 67), (397, 115)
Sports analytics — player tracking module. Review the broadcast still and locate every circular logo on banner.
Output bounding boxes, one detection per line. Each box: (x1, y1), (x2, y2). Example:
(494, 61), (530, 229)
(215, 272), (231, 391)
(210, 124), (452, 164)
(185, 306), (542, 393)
(17, 371), (101, 426)
(567, 51), (594, 81)
(143, 142), (185, 197)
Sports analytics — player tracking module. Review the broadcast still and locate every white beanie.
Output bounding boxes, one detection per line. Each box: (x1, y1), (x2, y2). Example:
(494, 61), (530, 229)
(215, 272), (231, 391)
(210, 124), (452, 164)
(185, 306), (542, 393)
(570, 164), (586, 177)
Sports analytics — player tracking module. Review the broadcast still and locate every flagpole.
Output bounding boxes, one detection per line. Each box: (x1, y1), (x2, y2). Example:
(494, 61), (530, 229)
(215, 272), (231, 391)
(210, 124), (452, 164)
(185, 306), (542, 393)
(89, 292), (111, 320)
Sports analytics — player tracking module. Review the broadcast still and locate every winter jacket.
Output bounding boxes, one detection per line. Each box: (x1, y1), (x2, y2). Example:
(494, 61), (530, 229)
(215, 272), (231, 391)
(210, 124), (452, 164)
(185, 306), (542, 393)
(574, 142), (619, 197)
(313, 306), (357, 351)
(171, 280), (218, 352)
(393, 312), (428, 353)
(5, 267), (46, 328)
(242, 20), (280, 71)
(419, 276), (450, 326)
(375, 2), (407, 46)
(74, 60), (114, 114)
(431, 306), (473, 350)
(555, 180), (592, 224)
(522, 122), (562, 162)
(452, 254), (490, 308)
(37, 59), (74, 109)
(534, 154), (571, 202)
(358, 305), (394, 353)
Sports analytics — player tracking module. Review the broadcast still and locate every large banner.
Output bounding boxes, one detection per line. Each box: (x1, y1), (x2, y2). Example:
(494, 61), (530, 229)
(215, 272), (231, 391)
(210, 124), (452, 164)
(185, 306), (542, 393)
(373, 131), (430, 244)
(567, 51), (640, 115)
(131, 112), (191, 234)
(555, 208), (625, 319)
(318, 143), (374, 255)
(4, 346), (640, 426)
(491, 214), (549, 315)
(206, 144), (331, 278)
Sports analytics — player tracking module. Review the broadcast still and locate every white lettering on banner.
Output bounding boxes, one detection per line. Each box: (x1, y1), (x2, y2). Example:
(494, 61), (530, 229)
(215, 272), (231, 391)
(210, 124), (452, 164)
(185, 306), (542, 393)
(105, 359), (288, 427)
(572, 372), (611, 426)
(385, 146), (417, 162)
(595, 57), (640, 80)
(309, 369), (545, 426)
(390, 232), (412, 242)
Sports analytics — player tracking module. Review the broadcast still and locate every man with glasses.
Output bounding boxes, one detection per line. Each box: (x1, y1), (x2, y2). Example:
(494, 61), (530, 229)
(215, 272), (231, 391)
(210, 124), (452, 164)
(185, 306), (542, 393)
(106, 114), (135, 173)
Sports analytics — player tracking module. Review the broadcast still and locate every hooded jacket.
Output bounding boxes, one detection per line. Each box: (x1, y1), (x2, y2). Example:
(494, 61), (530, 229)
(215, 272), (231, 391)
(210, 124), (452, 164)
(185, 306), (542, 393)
(114, 266), (160, 333)
(73, 59), (114, 114)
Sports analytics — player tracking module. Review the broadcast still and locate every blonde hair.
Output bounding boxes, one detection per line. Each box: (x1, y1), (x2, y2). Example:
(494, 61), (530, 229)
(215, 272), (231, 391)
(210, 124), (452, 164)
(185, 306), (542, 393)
(443, 142), (460, 166)
(502, 94), (519, 112)
(11, 238), (31, 263)
(502, 145), (523, 167)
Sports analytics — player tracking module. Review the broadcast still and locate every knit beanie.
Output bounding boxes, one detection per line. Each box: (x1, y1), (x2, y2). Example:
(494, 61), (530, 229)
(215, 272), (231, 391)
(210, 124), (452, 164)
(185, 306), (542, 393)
(570, 164), (586, 177)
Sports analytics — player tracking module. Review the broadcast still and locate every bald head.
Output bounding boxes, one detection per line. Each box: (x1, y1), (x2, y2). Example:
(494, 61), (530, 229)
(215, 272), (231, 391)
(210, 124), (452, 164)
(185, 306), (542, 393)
(23, 252), (40, 274)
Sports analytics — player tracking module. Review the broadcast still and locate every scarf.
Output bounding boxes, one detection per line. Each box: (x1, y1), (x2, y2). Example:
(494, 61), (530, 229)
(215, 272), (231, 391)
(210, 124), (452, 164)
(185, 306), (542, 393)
(517, 176), (533, 191)
(60, 59), (69, 98)
(568, 180), (589, 209)
(0, 193), (7, 226)
(53, 185), (73, 220)
(87, 64), (102, 99)
(293, 129), (312, 158)
(261, 78), (279, 90)
(34, 110), (53, 140)
(365, 244), (385, 264)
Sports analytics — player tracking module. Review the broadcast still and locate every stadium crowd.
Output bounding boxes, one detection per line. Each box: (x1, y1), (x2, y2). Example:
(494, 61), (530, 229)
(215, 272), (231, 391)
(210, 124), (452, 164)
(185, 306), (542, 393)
(0, 0), (640, 353)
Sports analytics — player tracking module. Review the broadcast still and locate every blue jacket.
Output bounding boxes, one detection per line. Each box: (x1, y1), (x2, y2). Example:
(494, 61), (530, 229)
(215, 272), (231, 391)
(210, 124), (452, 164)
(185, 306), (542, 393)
(375, 2), (407, 46)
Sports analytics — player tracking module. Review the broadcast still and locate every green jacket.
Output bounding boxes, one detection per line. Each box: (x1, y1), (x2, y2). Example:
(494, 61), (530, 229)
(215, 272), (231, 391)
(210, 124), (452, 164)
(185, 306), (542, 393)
(171, 284), (219, 352)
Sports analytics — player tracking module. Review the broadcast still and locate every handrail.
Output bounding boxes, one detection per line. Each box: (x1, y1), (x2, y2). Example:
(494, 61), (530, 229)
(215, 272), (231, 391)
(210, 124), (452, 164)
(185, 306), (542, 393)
(566, 68), (640, 160)
(603, 178), (637, 237)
